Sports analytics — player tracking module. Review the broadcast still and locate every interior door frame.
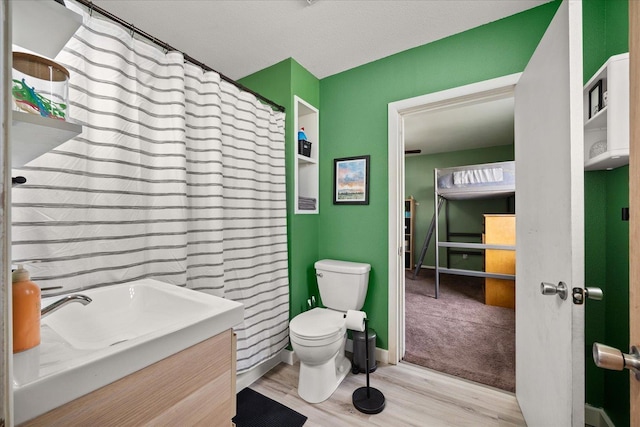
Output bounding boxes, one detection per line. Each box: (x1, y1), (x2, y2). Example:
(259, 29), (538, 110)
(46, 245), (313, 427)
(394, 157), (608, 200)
(387, 73), (521, 365)
(629, 1), (639, 423)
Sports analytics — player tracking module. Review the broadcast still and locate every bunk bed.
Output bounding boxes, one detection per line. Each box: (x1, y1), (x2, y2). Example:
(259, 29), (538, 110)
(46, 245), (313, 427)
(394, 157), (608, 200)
(412, 161), (516, 299)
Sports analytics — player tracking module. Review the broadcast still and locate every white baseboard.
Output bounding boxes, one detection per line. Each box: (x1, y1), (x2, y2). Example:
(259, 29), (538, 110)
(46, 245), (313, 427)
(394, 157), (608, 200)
(585, 404), (615, 427)
(281, 348), (297, 365)
(236, 350), (284, 392)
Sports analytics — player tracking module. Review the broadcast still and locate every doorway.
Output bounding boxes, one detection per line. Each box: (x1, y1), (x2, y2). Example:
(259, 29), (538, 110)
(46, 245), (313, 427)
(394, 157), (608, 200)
(387, 74), (521, 389)
(386, 2), (585, 424)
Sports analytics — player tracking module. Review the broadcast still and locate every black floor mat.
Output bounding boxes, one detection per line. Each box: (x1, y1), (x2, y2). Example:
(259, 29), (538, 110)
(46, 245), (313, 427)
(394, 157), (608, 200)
(233, 388), (307, 427)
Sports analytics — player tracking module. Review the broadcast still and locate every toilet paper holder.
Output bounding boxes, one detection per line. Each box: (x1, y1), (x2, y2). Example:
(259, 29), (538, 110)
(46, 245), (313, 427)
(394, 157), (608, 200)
(344, 310), (367, 332)
(351, 315), (386, 414)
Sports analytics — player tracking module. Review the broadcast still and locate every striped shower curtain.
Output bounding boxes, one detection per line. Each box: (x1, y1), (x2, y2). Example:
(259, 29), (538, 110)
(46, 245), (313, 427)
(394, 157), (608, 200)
(11, 3), (289, 372)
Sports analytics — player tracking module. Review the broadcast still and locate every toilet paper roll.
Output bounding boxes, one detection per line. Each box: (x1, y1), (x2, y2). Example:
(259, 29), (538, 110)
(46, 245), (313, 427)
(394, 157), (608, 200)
(345, 309), (367, 332)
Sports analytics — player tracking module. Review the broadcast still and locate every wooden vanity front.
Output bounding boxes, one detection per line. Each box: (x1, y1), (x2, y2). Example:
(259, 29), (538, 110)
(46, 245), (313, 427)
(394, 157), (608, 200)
(20, 330), (237, 426)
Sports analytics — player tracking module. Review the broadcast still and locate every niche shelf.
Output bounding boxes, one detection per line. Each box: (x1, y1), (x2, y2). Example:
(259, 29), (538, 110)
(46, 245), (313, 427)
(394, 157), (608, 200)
(583, 53), (629, 171)
(294, 96), (319, 214)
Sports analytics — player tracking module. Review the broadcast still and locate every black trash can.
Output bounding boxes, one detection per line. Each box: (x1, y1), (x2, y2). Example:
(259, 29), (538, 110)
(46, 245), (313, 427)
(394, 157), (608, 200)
(352, 328), (377, 374)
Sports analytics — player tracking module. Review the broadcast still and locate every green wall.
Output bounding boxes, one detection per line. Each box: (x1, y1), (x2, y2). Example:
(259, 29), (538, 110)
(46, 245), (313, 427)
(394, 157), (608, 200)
(318, 1), (560, 350)
(605, 167), (630, 427)
(239, 59), (321, 320)
(584, 168), (630, 427)
(405, 145), (514, 272)
(582, 0), (630, 425)
(584, 170), (608, 408)
(239, 0), (563, 354)
(241, 3), (631, 424)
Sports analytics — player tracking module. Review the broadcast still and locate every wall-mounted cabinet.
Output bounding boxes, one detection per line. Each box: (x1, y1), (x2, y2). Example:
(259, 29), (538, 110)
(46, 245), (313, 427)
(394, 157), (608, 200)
(294, 96), (319, 214)
(583, 53), (629, 171)
(11, 0), (83, 169)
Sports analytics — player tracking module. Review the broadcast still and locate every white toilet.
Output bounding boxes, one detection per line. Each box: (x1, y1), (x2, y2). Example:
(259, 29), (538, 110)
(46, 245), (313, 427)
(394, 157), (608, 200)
(289, 259), (371, 403)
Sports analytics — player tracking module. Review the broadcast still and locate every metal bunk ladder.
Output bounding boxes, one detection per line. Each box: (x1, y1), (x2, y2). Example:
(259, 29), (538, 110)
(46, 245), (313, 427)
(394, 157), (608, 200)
(412, 195), (516, 299)
(412, 196), (444, 279)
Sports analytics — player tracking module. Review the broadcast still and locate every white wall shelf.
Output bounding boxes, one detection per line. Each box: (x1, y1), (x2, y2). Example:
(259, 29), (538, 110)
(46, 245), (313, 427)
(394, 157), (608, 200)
(12, 112), (82, 168)
(583, 53), (629, 171)
(12, 0), (82, 60)
(294, 96), (319, 214)
(11, 1), (83, 169)
(297, 154), (318, 165)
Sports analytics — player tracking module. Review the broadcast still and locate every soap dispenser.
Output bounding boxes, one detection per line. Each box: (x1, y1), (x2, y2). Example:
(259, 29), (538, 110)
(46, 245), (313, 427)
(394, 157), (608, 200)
(12, 265), (41, 353)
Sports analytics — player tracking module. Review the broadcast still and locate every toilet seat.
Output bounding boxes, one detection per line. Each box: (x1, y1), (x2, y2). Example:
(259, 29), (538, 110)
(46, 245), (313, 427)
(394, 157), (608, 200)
(290, 308), (345, 345)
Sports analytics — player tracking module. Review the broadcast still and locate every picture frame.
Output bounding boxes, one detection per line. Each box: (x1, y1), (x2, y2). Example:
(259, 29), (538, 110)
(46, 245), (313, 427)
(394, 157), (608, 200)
(588, 80), (603, 119)
(333, 155), (370, 205)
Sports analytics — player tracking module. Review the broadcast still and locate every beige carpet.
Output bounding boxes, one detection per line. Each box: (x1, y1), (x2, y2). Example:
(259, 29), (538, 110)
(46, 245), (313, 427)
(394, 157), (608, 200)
(404, 270), (515, 392)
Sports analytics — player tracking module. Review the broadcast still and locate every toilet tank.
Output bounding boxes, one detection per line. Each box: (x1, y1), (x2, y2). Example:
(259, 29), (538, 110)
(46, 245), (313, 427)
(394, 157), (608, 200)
(315, 259), (371, 312)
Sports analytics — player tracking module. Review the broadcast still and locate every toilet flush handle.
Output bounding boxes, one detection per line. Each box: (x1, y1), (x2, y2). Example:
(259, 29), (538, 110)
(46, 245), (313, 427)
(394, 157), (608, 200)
(316, 273), (323, 278)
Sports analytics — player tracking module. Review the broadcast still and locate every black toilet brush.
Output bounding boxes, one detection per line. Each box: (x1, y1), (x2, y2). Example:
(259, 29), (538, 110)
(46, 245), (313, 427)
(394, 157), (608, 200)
(352, 318), (385, 414)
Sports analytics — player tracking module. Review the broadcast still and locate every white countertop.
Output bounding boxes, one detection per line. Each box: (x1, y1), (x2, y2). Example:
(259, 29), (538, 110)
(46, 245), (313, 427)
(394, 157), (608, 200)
(13, 279), (244, 424)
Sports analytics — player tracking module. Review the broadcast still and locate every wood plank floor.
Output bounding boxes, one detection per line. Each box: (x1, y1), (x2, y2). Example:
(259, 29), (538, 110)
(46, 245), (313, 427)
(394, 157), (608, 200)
(250, 361), (526, 426)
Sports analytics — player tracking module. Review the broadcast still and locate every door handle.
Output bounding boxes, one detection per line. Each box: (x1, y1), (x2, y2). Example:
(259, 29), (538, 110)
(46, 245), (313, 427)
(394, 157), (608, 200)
(540, 282), (567, 300)
(593, 343), (640, 381)
(572, 286), (604, 304)
(585, 287), (604, 300)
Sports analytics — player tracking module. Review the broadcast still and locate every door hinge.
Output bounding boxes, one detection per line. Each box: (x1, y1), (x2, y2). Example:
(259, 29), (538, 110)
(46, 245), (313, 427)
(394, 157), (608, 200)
(622, 207), (629, 221)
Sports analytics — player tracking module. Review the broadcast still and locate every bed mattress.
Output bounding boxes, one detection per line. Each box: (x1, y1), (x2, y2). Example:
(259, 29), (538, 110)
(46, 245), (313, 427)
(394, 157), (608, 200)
(436, 161), (515, 200)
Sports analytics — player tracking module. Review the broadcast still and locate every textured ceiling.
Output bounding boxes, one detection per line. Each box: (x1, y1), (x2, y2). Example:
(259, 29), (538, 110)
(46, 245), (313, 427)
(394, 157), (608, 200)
(91, 0), (549, 81)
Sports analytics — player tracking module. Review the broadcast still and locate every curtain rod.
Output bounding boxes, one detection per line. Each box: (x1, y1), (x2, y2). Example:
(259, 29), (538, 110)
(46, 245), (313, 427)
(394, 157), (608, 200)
(73, 0), (286, 113)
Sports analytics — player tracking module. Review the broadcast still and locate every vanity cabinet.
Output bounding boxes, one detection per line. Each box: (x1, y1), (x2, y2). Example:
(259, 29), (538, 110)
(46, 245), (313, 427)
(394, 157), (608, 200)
(19, 329), (237, 426)
(583, 53), (629, 171)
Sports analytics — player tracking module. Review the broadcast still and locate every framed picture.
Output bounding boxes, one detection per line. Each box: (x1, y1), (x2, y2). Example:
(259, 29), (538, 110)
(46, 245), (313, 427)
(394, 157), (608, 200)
(333, 155), (370, 205)
(589, 80), (603, 119)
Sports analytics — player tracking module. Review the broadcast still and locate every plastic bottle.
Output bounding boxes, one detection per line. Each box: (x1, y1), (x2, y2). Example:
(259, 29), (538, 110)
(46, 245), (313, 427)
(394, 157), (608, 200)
(12, 265), (41, 353)
(298, 127), (307, 141)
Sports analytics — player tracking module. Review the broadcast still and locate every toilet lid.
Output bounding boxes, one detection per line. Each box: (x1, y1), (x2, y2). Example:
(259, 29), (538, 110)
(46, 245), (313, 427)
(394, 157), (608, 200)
(290, 308), (345, 340)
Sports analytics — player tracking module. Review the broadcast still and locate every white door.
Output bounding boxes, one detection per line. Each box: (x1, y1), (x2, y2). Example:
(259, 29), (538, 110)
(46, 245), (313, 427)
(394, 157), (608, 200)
(514, 1), (584, 426)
